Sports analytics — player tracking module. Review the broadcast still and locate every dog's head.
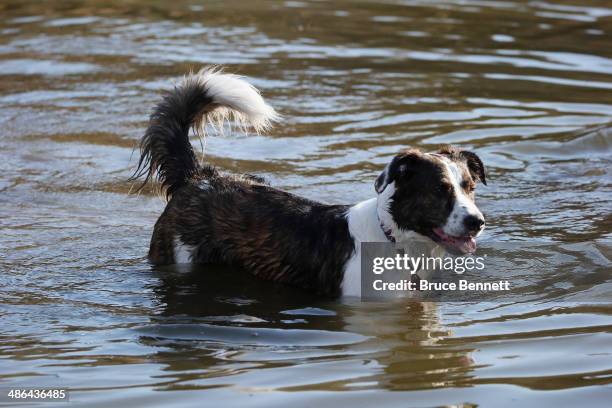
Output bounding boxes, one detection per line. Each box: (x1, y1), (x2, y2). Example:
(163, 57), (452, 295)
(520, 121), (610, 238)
(375, 146), (486, 254)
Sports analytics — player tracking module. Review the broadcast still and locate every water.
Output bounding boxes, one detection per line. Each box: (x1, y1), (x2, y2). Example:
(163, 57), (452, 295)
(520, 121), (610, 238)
(1, 1), (611, 406)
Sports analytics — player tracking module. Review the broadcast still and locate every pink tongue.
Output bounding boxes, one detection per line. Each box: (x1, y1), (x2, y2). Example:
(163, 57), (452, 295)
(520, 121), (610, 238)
(457, 236), (477, 254)
(433, 228), (477, 254)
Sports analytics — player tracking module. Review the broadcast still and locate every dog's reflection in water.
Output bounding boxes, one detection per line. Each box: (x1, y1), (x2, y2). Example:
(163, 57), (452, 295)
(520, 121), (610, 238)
(140, 264), (474, 391)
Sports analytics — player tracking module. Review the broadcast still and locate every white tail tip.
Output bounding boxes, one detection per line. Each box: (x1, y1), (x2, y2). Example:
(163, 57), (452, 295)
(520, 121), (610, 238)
(190, 67), (279, 134)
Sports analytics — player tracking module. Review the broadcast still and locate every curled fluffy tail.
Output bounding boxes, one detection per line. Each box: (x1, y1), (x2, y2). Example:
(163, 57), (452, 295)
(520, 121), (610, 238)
(131, 67), (278, 197)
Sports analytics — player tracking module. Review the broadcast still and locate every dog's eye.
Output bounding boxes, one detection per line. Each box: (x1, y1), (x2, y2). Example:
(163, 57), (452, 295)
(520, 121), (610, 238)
(461, 180), (475, 193)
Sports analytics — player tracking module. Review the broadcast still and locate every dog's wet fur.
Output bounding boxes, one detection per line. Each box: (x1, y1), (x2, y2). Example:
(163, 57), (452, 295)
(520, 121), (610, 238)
(132, 67), (487, 298)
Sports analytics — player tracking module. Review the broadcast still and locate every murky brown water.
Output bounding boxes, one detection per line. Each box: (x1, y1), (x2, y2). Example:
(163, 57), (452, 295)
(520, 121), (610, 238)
(1, 0), (611, 406)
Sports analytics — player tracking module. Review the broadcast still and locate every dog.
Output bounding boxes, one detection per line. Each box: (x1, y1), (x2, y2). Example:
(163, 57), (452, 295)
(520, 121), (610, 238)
(132, 67), (487, 298)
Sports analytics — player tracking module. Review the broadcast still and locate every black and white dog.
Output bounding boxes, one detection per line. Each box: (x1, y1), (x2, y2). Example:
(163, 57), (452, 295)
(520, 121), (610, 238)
(133, 68), (486, 298)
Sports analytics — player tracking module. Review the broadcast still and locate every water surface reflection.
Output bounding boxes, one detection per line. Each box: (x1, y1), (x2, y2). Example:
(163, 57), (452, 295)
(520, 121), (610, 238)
(0, 0), (611, 406)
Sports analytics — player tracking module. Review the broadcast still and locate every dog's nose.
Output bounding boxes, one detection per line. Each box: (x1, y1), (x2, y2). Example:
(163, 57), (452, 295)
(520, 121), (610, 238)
(464, 215), (485, 233)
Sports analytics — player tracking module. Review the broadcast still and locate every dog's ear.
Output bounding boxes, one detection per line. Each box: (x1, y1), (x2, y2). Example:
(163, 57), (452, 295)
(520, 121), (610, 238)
(460, 150), (487, 185)
(375, 149), (423, 193)
(375, 162), (394, 193)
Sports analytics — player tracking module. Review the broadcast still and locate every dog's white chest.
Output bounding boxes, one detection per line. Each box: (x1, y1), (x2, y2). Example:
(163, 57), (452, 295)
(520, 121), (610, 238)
(342, 198), (387, 297)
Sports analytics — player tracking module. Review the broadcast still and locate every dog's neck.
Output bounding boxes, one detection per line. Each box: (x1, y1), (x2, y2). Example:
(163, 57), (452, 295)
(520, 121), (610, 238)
(346, 198), (388, 243)
(346, 197), (442, 255)
(375, 181), (414, 245)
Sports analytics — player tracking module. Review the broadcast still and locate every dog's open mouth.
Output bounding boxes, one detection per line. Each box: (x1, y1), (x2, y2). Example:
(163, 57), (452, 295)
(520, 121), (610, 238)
(431, 228), (477, 254)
